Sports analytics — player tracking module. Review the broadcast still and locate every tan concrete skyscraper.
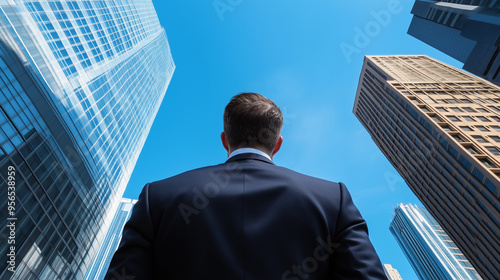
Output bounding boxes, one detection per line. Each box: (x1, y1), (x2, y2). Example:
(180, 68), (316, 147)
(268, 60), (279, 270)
(384, 264), (403, 280)
(353, 55), (499, 280)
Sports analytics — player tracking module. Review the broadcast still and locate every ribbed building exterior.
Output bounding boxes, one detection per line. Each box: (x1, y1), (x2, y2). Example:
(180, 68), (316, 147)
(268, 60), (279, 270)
(0, 1), (174, 279)
(83, 198), (137, 280)
(353, 55), (499, 280)
(408, 0), (500, 85)
(390, 204), (481, 280)
(384, 264), (404, 280)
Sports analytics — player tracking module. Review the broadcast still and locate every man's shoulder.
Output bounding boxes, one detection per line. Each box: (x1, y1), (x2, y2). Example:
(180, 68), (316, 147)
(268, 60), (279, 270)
(148, 160), (342, 193)
(150, 163), (226, 186)
(272, 164), (341, 187)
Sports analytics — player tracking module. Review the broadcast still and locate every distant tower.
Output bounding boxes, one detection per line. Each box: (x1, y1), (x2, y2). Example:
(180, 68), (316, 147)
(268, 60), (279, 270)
(83, 198), (137, 280)
(384, 264), (404, 280)
(408, 0), (500, 85)
(0, 0), (174, 279)
(390, 204), (481, 280)
(353, 55), (499, 280)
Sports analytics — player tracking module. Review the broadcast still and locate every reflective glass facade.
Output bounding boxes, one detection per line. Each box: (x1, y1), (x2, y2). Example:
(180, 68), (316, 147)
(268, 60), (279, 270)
(83, 198), (137, 280)
(408, 0), (500, 85)
(353, 55), (499, 280)
(0, 0), (174, 279)
(390, 204), (481, 280)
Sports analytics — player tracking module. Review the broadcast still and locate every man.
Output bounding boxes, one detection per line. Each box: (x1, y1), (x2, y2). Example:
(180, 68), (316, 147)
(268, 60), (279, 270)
(105, 93), (386, 279)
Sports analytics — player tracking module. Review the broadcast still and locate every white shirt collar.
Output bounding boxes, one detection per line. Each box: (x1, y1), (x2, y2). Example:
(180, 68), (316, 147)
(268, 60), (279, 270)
(228, 148), (272, 161)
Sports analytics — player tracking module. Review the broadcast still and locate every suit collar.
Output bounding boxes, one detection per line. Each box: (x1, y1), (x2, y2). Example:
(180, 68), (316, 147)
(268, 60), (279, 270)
(225, 153), (275, 165)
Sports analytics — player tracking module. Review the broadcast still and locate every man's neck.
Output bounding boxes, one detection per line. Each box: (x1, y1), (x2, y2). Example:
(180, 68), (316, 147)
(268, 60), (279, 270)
(228, 147), (272, 161)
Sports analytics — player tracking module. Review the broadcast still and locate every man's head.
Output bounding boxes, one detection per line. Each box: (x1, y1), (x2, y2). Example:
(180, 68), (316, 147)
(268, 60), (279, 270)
(222, 93), (283, 158)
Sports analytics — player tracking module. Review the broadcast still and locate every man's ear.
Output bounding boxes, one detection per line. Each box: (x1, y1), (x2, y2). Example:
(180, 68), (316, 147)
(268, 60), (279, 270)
(221, 132), (229, 152)
(272, 136), (283, 157)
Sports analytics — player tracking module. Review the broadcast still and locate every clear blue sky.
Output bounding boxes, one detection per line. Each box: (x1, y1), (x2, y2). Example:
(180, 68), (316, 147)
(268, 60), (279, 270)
(123, 0), (464, 278)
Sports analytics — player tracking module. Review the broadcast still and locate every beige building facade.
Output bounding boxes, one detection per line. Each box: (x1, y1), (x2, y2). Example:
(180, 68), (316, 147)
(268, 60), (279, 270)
(384, 264), (403, 280)
(353, 55), (499, 280)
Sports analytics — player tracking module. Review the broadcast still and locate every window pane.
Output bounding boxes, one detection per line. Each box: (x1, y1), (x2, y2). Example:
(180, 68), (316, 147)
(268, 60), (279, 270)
(480, 158), (495, 168)
(489, 136), (500, 142)
(473, 135), (487, 143)
(466, 146), (478, 154)
(490, 125), (500, 132)
(487, 147), (500, 155)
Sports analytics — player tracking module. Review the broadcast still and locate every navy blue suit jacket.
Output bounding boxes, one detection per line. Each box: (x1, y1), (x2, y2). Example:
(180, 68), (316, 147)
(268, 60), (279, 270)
(105, 153), (386, 279)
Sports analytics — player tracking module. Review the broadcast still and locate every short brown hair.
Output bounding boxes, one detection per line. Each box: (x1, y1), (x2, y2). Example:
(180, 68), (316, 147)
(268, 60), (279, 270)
(223, 93), (283, 153)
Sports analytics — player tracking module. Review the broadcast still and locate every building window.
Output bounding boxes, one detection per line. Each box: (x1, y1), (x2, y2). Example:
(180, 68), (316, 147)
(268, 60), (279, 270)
(476, 108), (488, 113)
(451, 107), (462, 112)
(436, 107), (447, 112)
(491, 116), (500, 122)
(442, 125), (453, 132)
(465, 146), (478, 154)
(477, 116), (490, 122)
(476, 126), (489, 132)
(464, 116), (475, 122)
(460, 99), (472, 103)
(486, 147), (500, 155)
(448, 116), (459, 121)
(431, 115), (442, 122)
(448, 99), (458, 103)
(480, 158), (496, 168)
(489, 136), (500, 142)
(490, 125), (500, 132)
(460, 126), (473, 131)
(473, 135), (487, 143)
(452, 134), (464, 142)
(487, 106), (500, 112)
(474, 99), (484, 104)
(462, 107), (475, 112)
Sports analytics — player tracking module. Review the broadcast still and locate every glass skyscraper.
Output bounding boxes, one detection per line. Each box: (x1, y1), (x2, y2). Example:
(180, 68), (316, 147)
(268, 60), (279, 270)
(83, 198), (137, 280)
(0, 1), (174, 279)
(408, 0), (500, 85)
(353, 55), (498, 280)
(390, 204), (481, 280)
